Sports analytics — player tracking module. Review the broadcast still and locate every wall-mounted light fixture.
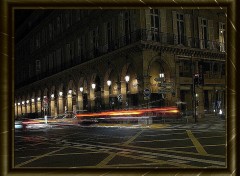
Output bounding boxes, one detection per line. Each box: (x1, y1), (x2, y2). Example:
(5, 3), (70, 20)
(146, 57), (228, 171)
(125, 75), (130, 83)
(91, 83), (96, 89)
(79, 87), (83, 93)
(159, 73), (165, 78)
(107, 80), (112, 86)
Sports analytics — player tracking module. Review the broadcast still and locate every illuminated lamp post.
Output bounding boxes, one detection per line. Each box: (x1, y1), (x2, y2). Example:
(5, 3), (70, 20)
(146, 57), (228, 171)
(79, 87), (84, 110)
(125, 75), (130, 109)
(91, 83), (96, 111)
(107, 80), (112, 107)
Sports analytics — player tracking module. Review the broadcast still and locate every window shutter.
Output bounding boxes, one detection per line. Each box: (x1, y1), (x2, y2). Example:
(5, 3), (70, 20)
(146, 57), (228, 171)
(198, 17), (203, 48)
(161, 9), (167, 43)
(118, 12), (123, 37)
(172, 11), (177, 44)
(145, 9), (152, 40)
(36, 60), (41, 74)
(208, 20), (214, 49)
(145, 9), (151, 29)
(103, 22), (108, 52)
(161, 9), (167, 32)
(184, 14), (191, 46)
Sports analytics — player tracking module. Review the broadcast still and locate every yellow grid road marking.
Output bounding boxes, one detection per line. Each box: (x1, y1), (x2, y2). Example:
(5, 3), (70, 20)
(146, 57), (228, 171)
(186, 130), (208, 155)
(15, 147), (67, 168)
(122, 130), (144, 146)
(96, 153), (117, 167)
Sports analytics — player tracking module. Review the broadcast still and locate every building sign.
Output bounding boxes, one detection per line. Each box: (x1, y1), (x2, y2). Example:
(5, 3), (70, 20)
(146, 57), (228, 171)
(43, 97), (49, 109)
(143, 88), (151, 97)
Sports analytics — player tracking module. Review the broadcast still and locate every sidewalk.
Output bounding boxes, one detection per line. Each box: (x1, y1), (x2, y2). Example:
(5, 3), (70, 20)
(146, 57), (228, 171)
(186, 113), (225, 124)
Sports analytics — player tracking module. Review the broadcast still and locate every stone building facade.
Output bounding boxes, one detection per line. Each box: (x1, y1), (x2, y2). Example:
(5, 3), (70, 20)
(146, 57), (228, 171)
(15, 9), (226, 118)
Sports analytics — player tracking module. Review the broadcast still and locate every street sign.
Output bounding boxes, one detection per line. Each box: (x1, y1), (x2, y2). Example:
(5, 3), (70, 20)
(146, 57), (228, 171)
(154, 77), (164, 82)
(117, 94), (122, 102)
(158, 89), (174, 94)
(143, 88), (151, 97)
(43, 97), (49, 109)
(160, 82), (174, 87)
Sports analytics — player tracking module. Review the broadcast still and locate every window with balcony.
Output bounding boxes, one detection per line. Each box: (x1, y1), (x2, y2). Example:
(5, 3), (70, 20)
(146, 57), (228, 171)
(149, 9), (160, 41)
(66, 13), (70, 28)
(56, 49), (62, 71)
(57, 16), (61, 34)
(49, 23), (53, 40)
(107, 22), (113, 51)
(199, 18), (208, 49)
(123, 11), (131, 44)
(66, 43), (71, 61)
(36, 60), (41, 75)
(179, 60), (192, 77)
(177, 13), (184, 45)
(219, 22), (225, 52)
(92, 27), (99, 56)
(41, 29), (45, 45)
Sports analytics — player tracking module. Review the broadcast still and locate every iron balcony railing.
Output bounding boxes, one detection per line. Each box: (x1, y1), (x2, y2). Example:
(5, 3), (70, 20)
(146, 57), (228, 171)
(16, 28), (226, 88)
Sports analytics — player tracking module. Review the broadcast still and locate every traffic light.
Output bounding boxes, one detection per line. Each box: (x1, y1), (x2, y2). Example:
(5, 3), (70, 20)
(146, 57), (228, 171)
(199, 73), (204, 85)
(194, 73), (204, 86)
(194, 74), (199, 85)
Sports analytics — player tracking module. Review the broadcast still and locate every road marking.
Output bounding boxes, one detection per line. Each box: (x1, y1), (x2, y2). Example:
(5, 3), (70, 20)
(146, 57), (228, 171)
(186, 130), (208, 155)
(74, 142), (225, 166)
(116, 153), (194, 168)
(15, 147), (67, 167)
(122, 129), (144, 146)
(135, 135), (225, 143)
(96, 132), (146, 168)
(96, 152), (117, 167)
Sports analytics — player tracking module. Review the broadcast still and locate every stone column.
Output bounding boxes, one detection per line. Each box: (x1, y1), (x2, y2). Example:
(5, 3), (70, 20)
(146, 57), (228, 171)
(37, 100), (41, 113)
(77, 93), (83, 110)
(26, 101), (30, 113)
(67, 94), (73, 112)
(31, 101), (36, 113)
(89, 87), (95, 112)
(18, 104), (22, 115)
(58, 96), (64, 114)
(50, 99), (55, 116)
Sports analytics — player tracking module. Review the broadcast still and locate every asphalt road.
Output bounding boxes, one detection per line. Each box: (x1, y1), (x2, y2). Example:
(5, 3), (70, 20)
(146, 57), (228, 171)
(14, 120), (226, 169)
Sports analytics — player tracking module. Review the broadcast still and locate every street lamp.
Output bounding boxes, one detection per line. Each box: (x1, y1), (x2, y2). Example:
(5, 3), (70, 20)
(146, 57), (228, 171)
(125, 75), (130, 109)
(159, 73), (165, 105)
(68, 89), (72, 94)
(31, 98), (35, 102)
(59, 91), (63, 96)
(107, 80), (112, 109)
(37, 97), (41, 101)
(51, 94), (54, 99)
(79, 87), (84, 110)
(91, 83), (96, 89)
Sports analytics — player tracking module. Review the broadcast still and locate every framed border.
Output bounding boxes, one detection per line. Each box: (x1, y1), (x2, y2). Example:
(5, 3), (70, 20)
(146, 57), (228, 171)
(0, 0), (238, 175)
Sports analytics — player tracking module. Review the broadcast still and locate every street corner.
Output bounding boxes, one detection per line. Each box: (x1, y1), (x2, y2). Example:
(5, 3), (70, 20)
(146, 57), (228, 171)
(142, 123), (171, 129)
